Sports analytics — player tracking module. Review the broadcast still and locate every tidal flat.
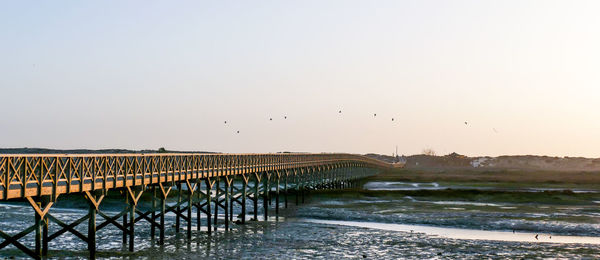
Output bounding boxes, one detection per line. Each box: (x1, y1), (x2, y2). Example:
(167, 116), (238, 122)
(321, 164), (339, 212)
(1, 172), (600, 259)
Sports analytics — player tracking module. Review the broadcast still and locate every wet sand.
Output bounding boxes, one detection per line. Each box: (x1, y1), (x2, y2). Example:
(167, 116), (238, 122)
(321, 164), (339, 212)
(1, 180), (599, 259)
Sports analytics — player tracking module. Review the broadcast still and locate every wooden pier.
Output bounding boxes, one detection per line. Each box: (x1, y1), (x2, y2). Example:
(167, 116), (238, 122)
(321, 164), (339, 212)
(0, 153), (387, 259)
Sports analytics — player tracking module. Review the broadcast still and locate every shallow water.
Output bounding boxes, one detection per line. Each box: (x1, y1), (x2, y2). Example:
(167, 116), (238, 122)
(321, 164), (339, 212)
(364, 181), (600, 193)
(302, 219), (600, 244)
(1, 181), (600, 259)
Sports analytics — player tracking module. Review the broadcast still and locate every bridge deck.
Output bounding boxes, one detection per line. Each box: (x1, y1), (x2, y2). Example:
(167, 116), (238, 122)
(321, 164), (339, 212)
(0, 153), (387, 200)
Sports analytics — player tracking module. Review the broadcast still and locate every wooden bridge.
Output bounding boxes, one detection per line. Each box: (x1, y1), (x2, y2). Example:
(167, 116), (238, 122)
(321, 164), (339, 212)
(0, 153), (388, 259)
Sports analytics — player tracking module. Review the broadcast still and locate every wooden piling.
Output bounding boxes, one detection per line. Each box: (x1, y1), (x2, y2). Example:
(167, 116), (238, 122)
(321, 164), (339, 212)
(263, 173), (269, 221)
(176, 183), (181, 233)
(151, 186), (156, 240)
(34, 201), (42, 259)
(205, 179), (212, 235)
(128, 197), (135, 251)
(229, 181), (234, 223)
(122, 202), (127, 245)
(196, 182), (201, 232)
(214, 178), (219, 231)
(159, 195), (166, 245)
(224, 179), (229, 230)
(241, 177), (247, 224)
(254, 175), (259, 220)
(276, 175), (280, 218)
(284, 172), (288, 209)
(88, 202), (96, 259)
(187, 191), (193, 239)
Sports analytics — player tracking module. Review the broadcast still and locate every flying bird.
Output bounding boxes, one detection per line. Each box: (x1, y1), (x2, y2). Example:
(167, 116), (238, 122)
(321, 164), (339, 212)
(535, 234), (539, 240)
(269, 118), (272, 121)
(464, 121), (468, 125)
(338, 110), (342, 114)
(392, 118), (394, 121)
(224, 121), (227, 124)
(374, 113), (377, 117)
(284, 116), (287, 119)
(237, 130), (240, 134)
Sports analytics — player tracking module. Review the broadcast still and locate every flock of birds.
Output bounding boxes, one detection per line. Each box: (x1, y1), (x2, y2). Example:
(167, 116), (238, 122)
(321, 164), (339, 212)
(222, 110), (498, 135)
(223, 110), (401, 134)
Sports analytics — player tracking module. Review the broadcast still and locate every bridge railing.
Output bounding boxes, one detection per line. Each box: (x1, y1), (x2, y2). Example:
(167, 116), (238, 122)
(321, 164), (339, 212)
(0, 153), (388, 200)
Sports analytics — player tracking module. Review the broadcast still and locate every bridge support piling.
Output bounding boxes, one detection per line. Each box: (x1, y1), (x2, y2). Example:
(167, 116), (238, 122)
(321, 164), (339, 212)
(301, 184), (305, 204)
(205, 178), (213, 235)
(85, 191), (103, 260)
(125, 187), (143, 252)
(224, 177), (230, 231)
(253, 174), (259, 221)
(321, 170), (326, 190)
(176, 183), (181, 233)
(229, 178), (234, 224)
(276, 173), (280, 218)
(88, 207), (96, 259)
(128, 198), (135, 251)
(263, 172), (269, 221)
(187, 188), (193, 239)
(159, 195), (165, 244)
(214, 177), (219, 231)
(284, 171), (288, 209)
(295, 172), (299, 206)
(157, 183), (171, 245)
(34, 201), (43, 259)
(42, 220), (48, 258)
(195, 180), (202, 235)
(241, 176), (248, 224)
(302, 169), (307, 204)
(151, 186), (156, 240)
(330, 170), (335, 190)
(122, 195), (128, 246)
(196, 184), (201, 234)
(337, 169), (341, 189)
(41, 199), (49, 257)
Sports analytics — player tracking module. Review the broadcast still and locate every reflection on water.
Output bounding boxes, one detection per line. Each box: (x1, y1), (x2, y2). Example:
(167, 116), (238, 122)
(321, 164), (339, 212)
(364, 181), (600, 193)
(364, 181), (445, 191)
(303, 219), (600, 245)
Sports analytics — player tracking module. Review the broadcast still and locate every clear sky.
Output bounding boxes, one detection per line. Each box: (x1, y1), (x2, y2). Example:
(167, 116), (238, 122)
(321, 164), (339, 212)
(1, 1), (599, 157)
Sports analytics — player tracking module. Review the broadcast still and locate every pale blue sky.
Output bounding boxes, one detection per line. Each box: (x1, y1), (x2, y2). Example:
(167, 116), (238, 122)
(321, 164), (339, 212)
(1, 1), (599, 157)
